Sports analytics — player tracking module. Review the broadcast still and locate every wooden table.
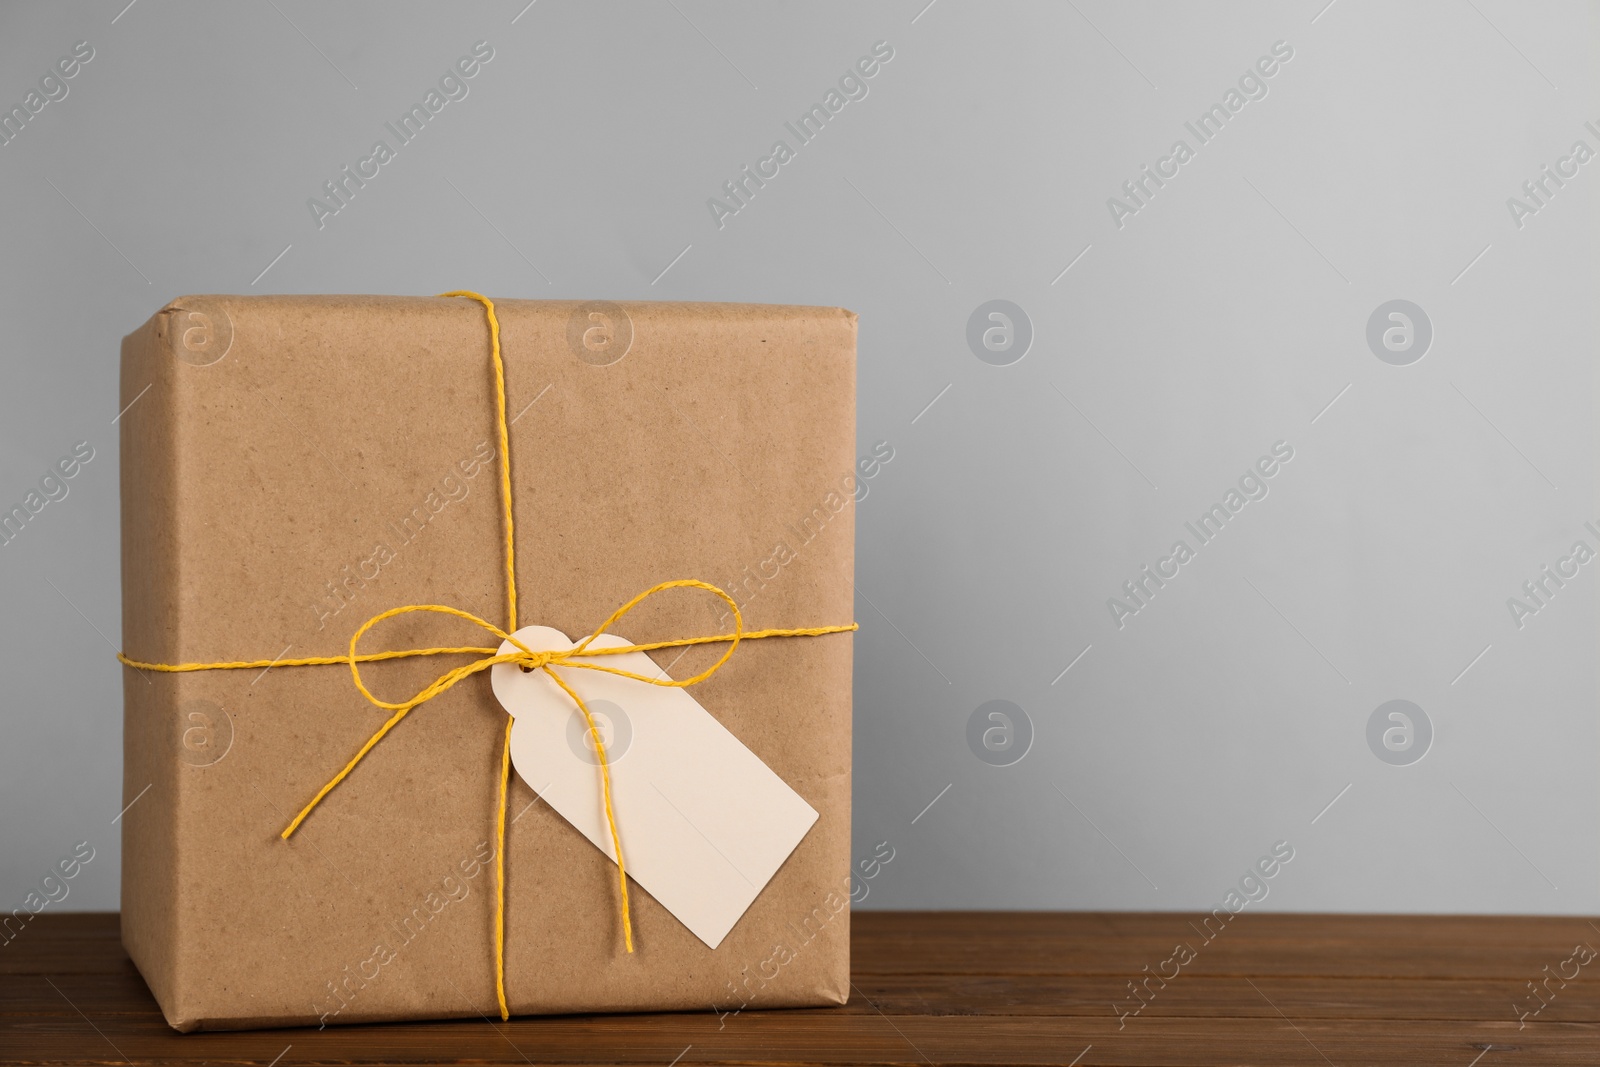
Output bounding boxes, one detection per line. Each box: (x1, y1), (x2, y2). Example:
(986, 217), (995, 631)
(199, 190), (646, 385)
(4, 912), (1596, 1064)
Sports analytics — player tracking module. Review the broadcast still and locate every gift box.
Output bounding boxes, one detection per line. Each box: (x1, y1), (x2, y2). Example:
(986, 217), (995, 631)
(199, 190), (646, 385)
(117, 294), (857, 1031)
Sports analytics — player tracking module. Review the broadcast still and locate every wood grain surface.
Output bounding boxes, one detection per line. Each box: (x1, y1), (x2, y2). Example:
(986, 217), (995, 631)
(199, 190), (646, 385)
(4, 911), (1598, 1064)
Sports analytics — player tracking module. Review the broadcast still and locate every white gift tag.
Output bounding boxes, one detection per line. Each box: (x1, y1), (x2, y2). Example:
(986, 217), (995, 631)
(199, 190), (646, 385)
(489, 625), (819, 949)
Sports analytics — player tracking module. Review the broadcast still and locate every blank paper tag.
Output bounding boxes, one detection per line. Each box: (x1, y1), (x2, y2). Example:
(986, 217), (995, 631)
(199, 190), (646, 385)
(489, 626), (818, 949)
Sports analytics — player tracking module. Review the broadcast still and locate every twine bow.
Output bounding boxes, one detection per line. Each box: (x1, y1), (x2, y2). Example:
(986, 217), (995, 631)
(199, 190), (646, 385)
(118, 292), (856, 1020)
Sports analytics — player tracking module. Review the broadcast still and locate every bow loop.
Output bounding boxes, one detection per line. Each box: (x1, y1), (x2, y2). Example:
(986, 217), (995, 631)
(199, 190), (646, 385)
(338, 580), (751, 720)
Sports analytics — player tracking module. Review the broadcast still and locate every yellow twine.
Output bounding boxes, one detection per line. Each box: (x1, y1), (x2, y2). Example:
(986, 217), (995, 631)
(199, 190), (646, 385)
(116, 292), (857, 1021)
(494, 713), (511, 1016)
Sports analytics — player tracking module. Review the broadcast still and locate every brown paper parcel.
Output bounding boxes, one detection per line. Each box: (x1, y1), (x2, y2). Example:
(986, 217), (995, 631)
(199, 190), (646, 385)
(119, 295), (856, 1031)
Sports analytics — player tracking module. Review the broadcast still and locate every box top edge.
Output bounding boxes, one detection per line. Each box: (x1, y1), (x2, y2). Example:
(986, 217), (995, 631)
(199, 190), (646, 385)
(154, 294), (857, 318)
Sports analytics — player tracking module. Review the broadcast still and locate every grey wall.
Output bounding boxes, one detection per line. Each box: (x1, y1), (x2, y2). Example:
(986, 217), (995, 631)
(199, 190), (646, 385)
(2, 0), (1596, 917)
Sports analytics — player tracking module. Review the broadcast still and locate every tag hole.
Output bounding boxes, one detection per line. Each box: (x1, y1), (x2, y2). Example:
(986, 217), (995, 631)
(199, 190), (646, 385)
(518, 664), (534, 673)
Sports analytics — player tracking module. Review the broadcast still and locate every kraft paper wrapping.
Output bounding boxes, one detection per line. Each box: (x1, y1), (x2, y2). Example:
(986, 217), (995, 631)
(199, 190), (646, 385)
(118, 295), (856, 1031)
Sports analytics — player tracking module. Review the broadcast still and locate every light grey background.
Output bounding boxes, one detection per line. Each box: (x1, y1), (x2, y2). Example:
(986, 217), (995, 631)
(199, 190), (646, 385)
(2, 0), (1596, 917)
